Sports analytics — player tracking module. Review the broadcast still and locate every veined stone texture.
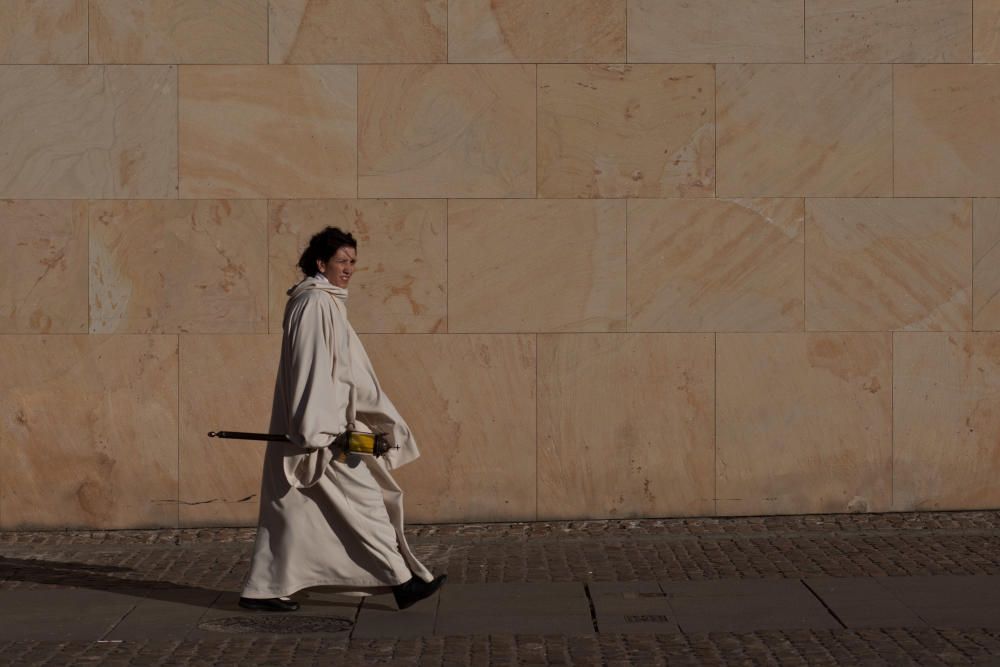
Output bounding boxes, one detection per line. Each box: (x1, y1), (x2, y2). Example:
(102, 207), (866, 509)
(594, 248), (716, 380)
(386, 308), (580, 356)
(974, 0), (1000, 62)
(893, 333), (1000, 509)
(268, 199), (447, 334)
(805, 198), (973, 331)
(628, 0), (803, 63)
(805, 0), (972, 63)
(364, 334), (537, 523)
(179, 65), (357, 199)
(628, 198), (804, 332)
(358, 64), (536, 198)
(538, 64), (714, 198)
(448, 199), (626, 332)
(716, 333), (893, 516)
(895, 64), (1000, 197)
(0, 0), (86, 64)
(0, 65), (178, 198)
(269, 0), (446, 64)
(974, 199), (1000, 330)
(0, 335), (178, 529)
(90, 0), (267, 64)
(717, 63), (892, 196)
(0, 200), (88, 333)
(89, 200), (267, 334)
(179, 334), (278, 526)
(448, 0), (625, 63)
(537, 333), (715, 519)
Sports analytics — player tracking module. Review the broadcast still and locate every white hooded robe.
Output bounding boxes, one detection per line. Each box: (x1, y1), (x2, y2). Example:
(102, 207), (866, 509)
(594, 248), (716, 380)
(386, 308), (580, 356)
(240, 275), (432, 599)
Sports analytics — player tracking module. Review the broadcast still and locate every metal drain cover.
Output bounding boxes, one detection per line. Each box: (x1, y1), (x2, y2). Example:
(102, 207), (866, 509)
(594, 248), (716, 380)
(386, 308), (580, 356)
(199, 615), (353, 635)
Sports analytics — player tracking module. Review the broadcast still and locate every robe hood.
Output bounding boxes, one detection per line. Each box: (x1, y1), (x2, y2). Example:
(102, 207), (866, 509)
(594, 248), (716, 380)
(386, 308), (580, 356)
(287, 274), (348, 305)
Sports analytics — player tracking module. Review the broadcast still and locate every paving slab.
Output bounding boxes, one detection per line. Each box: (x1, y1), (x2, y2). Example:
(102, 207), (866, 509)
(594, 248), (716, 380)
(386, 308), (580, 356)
(434, 610), (595, 636)
(875, 576), (1000, 628)
(352, 592), (437, 639)
(804, 577), (926, 629)
(0, 589), (136, 640)
(660, 578), (843, 633)
(434, 582), (594, 636)
(102, 587), (222, 640)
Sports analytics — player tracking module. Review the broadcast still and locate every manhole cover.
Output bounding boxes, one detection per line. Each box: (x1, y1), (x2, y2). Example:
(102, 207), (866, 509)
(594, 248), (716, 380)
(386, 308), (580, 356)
(624, 614), (671, 623)
(198, 615), (353, 635)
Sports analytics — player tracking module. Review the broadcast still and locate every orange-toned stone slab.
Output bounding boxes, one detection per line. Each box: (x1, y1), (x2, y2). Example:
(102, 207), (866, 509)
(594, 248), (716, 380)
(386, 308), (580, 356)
(893, 333), (1000, 510)
(717, 64), (891, 196)
(537, 333), (715, 519)
(628, 198), (804, 332)
(179, 334), (279, 526)
(362, 334), (537, 523)
(0, 65), (177, 198)
(269, 0), (445, 63)
(629, 0), (803, 63)
(806, 0), (972, 63)
(538, 64), (714, 198)
(179, 65), (356, 198)
(448, 0), (625, 63)
(895, 65), (1000, 196)
(0, 200), (88, 333)
(805, 198), (972, 331)
(91, 0), (267, 64)
(0, 335), (178, 529)
(0, 0), (86, 64)
(89, 200), (267, 334)
(448, 199), (626, 332)
(974, 0), (1000, 62)
(358, 64), (535, 198)
(268, 199), (447, 333)
(716, 333), (892, 516)
(974, 199), (1000, 330)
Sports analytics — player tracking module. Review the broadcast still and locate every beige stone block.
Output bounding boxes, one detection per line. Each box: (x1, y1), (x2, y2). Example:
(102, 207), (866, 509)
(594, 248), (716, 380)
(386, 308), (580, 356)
(628, 198), (804, 332)
(358, 64), (535, 198)
(893, 333), (1000, 509)
(0, 200), (88, 333)
(974, 0), (1000, 62)
(537, 333), (715, 519)
(0, 335), (178, 529)
(0, 0), (86, 63)
(90, 0), (267, 64)
(975, 200), (1000, 330)
(448, 199), (626, 333)
(269, 0), (445, 64)
(179, 334), (279, 526)
(0, 65), (177, 198)
(360, 334), (537, 523)
(179, 65), (356, 199)
(628, 0), (803, 63)
(806, 198), (972, 331)
(268, 200), (447, 333)
(448, 0), (625, 63)
(717, 64), (892, 197)
(716, 333), (892, 516)
(895, 65), (1000, 197)
(538, 64), (714, 198)
(806, 0), (972, 63)
(89, 200), (267, 334)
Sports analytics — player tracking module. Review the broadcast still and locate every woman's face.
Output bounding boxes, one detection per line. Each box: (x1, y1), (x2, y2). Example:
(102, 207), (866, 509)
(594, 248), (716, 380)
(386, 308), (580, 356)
(317, 245), (357, 288)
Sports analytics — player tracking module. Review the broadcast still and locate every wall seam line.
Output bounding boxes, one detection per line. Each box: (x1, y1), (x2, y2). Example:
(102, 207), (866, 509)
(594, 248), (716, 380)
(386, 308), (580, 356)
(177, 333), (181, 529)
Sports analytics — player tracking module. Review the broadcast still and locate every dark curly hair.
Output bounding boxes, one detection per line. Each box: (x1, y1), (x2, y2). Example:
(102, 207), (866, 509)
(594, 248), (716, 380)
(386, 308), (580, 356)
(296, 226), (358, 277)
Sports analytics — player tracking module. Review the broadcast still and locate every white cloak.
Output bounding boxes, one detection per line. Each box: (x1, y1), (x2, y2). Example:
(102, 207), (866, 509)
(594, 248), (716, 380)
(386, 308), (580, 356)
(241, 275), (432, 599)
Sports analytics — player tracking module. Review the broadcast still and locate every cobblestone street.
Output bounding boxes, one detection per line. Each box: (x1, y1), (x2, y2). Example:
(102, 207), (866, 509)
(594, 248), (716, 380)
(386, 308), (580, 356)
(2, 511), (1000, 665)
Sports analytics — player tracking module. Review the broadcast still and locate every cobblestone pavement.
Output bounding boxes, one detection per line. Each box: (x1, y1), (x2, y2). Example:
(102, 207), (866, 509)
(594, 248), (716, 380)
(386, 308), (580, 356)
(2, 511), (1000, 665)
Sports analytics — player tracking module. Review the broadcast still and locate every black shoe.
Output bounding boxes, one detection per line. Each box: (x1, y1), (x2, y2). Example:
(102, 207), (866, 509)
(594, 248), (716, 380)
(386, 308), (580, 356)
(392, 574), (447, 610)
(238, 596), (299, 612)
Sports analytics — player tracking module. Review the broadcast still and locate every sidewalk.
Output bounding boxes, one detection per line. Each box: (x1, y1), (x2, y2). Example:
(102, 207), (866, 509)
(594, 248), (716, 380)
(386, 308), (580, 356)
(2, 511), (999, 665)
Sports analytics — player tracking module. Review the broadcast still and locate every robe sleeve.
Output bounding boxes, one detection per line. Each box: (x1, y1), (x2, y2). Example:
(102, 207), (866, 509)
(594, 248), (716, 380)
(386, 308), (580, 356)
(280, 293), (353, 488)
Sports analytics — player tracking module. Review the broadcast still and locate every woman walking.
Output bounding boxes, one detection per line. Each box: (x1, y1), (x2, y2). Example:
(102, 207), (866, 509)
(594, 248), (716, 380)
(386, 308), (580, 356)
(239, 226), (446, 612)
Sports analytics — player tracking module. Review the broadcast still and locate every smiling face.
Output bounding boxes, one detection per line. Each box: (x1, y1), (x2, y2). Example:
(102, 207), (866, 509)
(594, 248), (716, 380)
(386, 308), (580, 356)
(317, 245), (357, 288)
